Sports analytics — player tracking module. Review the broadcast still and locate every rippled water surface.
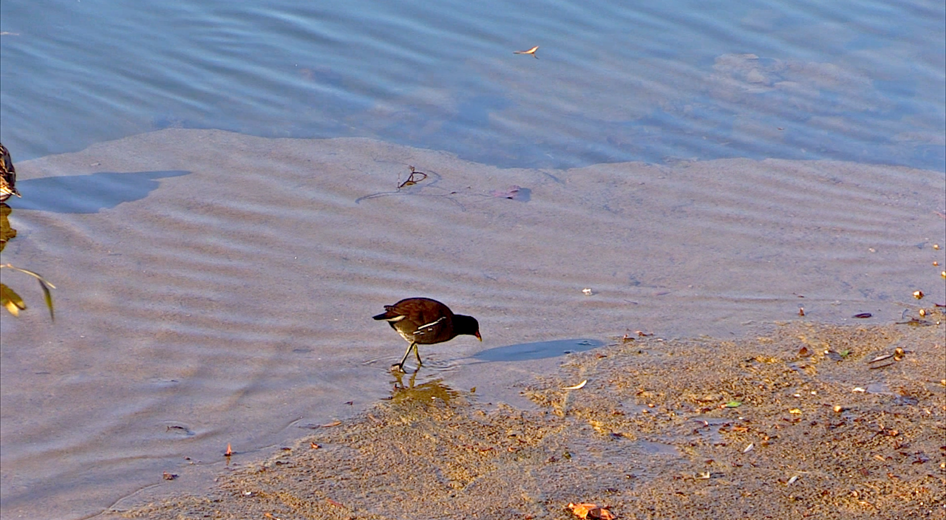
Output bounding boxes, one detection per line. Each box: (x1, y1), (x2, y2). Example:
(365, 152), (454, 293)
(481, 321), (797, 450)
(0, 1), (944, 519)
(2, 0), (944, 169)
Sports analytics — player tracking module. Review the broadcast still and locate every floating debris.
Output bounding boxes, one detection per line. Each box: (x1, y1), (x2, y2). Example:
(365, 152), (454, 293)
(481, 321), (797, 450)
(225, 443), (233, 457)
(725, 401), (742, 408)
(786, 475), (799, 485)
(0, 263), (57, 321)
(563, 380), (588, 390)
(852, 312), (872, 319)
(852, 387), (866, 393)
(895, 317), (934, 326)
(913, 290), (924, 300)
(398, 166), (427, 190)
(166, 425), (193, 435)
(582, 288), (594, 296)
(743, 443), (754, 453)
(868, 359), (894, 370)
(798, 307), (805, 316)
(162, 471), (178, 481)
(489, 185), (528, 201)
(514, 45), (539, 58)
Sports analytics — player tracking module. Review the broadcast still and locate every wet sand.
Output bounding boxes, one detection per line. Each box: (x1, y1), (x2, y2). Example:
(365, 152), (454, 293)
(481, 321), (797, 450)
(1, 130), (944, 519)
(110, 315), (946, 520)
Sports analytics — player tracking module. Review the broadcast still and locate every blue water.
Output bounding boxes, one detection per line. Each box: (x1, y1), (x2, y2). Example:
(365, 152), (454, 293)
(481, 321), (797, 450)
(1, 0), (943, 170)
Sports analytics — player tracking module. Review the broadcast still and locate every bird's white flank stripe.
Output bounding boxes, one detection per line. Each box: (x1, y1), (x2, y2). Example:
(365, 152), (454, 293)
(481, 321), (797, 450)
(414, 316), (446, 335)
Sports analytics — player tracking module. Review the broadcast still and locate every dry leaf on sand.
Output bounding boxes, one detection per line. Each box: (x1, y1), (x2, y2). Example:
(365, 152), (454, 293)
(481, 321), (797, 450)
(567, 502), (615, 519)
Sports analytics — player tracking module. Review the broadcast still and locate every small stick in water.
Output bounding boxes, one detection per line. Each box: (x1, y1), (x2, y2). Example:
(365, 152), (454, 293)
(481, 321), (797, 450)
(514, 45), (539, 59)
(398, 166), (427, 190)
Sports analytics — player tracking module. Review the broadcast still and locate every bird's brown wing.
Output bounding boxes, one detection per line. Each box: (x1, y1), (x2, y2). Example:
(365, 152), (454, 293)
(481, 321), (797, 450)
(385, 299), (454, 344)
(412, 316), (448, 340)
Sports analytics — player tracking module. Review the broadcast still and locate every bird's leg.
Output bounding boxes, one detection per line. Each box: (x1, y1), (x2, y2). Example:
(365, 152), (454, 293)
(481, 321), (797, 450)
(392, 341), (416, 372)
(413, 343), (423, 367)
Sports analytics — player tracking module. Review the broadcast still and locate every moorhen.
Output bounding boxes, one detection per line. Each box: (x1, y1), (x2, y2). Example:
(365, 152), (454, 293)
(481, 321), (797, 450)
(373, 297), (481, 372)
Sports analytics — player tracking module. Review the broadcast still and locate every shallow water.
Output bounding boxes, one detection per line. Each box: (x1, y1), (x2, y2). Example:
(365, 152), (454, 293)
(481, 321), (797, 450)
(0, 1), (944, 519)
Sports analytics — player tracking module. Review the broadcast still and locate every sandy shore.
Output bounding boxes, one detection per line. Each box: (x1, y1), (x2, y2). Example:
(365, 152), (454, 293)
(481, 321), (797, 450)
(110, 314), (945, 520)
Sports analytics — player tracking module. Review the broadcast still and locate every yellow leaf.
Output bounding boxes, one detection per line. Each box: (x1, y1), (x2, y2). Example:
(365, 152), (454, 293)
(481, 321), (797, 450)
(1, 283), (26, 317)
(0, 266), (55, 321)
(3, 299), (21, 316)
(38, 278), (55, 322)
(567, 503), (615, 520)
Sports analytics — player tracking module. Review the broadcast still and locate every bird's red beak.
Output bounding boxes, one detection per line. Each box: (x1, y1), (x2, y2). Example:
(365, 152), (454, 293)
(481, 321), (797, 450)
(475, 331), (482, 341)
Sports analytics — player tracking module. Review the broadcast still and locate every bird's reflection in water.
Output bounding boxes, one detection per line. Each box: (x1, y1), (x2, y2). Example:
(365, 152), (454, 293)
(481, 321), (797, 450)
(0, 203), (16, 252)
(384, 372), (460, 409)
